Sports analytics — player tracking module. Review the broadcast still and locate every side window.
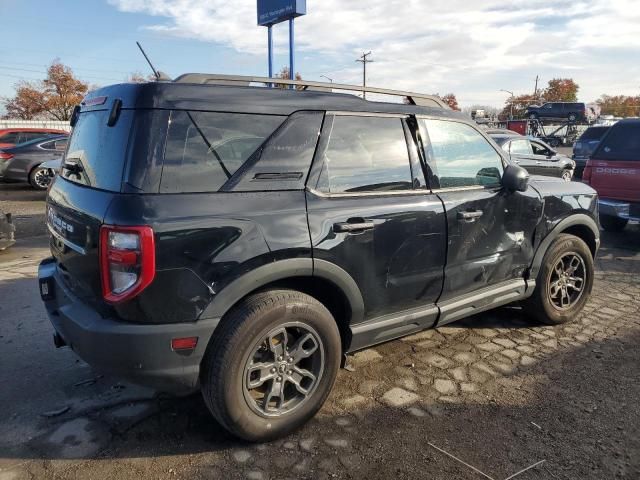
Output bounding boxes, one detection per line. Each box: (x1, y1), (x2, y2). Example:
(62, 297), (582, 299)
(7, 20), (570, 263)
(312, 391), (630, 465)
(161, 111), (285, 193)
(40, 140), (56, 150)
(54, 139), (68, 151)
(543, 103), (553, 109)
(509, 139), (532, 155)
(317, 115), (412, 193)
(531, 141), (550, 156)
(1, 133), (20, 144)
(421, 119), (503, 189)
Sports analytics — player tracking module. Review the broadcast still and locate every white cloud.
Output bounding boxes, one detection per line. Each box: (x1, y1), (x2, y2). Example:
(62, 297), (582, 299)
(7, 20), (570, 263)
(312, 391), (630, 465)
(108, 0), (640, 106)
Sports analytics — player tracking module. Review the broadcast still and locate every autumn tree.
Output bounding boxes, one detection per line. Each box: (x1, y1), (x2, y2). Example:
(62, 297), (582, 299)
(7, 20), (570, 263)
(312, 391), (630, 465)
(543, 78), (579, 102)
(499, 94), (538, 120)
(274, 67), (303, 89)
(596, 94), (640, 117)
(2, 60), (88, 120)
(440, 93), (460, 111)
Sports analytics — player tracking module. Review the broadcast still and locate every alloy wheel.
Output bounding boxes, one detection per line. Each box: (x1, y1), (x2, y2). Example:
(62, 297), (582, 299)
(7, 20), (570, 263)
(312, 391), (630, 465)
(562, 169), (573, 182)
(243, 323), (324, 417)
(32, 168), (52, 189)
(547, 252), (586, 310)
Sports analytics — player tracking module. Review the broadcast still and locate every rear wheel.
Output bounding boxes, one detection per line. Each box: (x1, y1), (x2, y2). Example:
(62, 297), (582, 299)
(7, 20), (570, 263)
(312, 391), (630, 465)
(600, 215), (628, 232)
(524, 234), (593, 325)
(200, 289), (341, 441)
(29, 166), (53, 190)
(568, 113), (577, 122)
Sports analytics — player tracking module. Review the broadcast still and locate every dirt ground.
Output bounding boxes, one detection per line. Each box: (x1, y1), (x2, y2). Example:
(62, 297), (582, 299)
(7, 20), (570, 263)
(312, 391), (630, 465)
(0, 183), (638, 480)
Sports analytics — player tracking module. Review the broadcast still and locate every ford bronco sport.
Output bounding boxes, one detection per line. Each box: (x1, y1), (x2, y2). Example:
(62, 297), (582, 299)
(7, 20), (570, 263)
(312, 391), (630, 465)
(38, 75), (600, 441)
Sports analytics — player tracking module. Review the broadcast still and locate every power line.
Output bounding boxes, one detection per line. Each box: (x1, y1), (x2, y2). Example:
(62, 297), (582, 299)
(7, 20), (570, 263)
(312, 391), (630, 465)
(355, 51), (373, 99)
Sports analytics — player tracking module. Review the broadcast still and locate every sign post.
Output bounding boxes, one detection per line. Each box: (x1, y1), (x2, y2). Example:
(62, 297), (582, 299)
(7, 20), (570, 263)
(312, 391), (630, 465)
(257, 0), (306, 85)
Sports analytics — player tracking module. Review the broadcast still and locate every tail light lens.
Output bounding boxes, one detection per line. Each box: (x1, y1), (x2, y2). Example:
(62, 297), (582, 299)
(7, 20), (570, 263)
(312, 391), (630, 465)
(0, 152), (14, 160)
(100, 225), (155, 303)
(582, 159), (593, 184)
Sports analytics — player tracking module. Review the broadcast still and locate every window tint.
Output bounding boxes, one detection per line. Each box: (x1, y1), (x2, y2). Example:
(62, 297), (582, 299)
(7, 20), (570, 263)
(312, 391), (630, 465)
(226, 111), (323, 191)
(62, 110), (134, 191)
(422, 119), (503, 189)
(40, 140), (56, 150)
(595, 123), (640, 161)
(317, 116), (412, 193)
(161, 111), (285, 193)
(510, 139), (532, 155)
(580, 127), (609, 141)
(543, 104), (553, 109)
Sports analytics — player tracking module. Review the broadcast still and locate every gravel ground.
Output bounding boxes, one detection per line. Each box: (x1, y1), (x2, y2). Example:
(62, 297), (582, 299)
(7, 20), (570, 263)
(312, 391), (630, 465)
(0, 184), (638, 480)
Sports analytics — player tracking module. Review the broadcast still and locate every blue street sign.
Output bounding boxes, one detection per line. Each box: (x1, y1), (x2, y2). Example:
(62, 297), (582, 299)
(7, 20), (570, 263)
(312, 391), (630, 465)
(257, 0), (306, 26)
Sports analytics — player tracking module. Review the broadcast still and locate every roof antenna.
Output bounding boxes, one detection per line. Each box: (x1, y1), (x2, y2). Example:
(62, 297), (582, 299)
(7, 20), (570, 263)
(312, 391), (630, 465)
(136, 41), (160, 80)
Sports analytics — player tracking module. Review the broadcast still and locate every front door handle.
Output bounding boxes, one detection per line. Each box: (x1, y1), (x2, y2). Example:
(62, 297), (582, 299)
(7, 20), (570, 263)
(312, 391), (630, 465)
(333, 221), (375, 233)
(457, 210), (484, 222)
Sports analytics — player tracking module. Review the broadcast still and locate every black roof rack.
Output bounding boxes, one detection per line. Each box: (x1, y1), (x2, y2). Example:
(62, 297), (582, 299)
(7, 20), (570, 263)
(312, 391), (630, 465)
(173, 73), (448, 109)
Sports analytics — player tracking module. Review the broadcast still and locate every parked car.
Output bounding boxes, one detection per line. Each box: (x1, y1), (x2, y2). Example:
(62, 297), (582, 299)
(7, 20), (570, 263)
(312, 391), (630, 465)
(525, 102), (593, 123)
(0, 135), (68, 189)
(38, 76), (599, 442)
(572, 126), (610, 178)
(583, 118), (640, 231)
(0, 128), (67, 149)
(489, 133), (576, 180)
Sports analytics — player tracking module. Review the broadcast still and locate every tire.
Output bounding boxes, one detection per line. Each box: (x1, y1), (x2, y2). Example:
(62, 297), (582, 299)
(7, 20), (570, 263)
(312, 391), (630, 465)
(568, 114), (577, 122)
(29, 166), (52, 190)
(201, 289), (341, 441)
(524, 234), (594, 325)
(600, 215), (628, 232)
(561, 169), (573, 182)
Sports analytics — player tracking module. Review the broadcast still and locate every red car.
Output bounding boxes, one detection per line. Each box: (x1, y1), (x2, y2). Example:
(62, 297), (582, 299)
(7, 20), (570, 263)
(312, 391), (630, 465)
(583, 118), (640, 231)
(0, 128), (68, 149)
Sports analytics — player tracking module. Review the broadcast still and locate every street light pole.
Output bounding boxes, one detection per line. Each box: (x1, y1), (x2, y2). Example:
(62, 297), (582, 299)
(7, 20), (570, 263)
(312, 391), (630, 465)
(320, 75), (333, 83)
(500, 89), (514, 120)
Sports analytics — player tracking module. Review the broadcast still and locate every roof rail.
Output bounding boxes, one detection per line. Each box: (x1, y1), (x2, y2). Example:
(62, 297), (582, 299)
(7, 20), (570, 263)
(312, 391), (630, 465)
(173, 73), (448, 109)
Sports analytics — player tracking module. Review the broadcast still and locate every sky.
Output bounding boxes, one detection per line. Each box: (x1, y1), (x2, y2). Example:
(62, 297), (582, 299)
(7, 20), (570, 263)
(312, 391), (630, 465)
(1, 0), (639, 110)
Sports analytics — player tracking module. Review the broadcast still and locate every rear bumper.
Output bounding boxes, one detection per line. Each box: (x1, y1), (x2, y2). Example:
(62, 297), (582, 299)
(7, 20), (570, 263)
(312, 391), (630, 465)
(38, 258), (219, 393)
(599, 199), (640, 221)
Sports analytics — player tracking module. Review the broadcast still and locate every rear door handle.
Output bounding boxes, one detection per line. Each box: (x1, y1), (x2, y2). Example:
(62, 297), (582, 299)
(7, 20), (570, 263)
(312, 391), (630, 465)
(457, 210), (484, 222)
(333, 221), (375, 233)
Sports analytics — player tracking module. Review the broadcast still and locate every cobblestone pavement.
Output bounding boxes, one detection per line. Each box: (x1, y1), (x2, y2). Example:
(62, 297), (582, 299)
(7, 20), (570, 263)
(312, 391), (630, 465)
(0, 228), (639, 480)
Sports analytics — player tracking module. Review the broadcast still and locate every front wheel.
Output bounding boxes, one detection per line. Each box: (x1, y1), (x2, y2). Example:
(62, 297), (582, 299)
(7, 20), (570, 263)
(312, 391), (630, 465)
(201, 289), (341, 441)
(600, 215), (628, 232)
(524, 234), (594, 325)
(561, 169), (573, 182)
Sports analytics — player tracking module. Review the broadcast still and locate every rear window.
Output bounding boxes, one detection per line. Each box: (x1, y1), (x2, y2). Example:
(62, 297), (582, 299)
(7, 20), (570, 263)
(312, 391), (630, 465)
(62, 110), (134, 191)
(579, 127), (609, 141)
(160, 111), (285, 193)
(594, 123), (640, 161)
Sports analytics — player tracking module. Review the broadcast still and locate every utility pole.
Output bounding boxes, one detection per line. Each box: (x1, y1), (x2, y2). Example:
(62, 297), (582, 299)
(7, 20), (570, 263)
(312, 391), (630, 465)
(534, 75), (539, 98)
(356, 51), (373, 99)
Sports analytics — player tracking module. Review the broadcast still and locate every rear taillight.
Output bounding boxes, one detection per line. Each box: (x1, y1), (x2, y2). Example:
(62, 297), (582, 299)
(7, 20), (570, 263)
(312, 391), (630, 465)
(99, 225), (155, 303)
(0, 152), (14, 160)
(582, 159), (593, 184)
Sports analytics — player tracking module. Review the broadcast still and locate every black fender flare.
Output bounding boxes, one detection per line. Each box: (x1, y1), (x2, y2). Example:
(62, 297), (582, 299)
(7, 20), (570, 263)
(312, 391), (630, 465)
(528, 213), (599, 280)
(200, 257), (365, 326)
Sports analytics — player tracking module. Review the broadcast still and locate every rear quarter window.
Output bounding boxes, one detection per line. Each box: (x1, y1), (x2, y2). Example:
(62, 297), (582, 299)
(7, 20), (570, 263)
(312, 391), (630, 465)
(594, 123), (640, 161)
(160, 111), (285, 193)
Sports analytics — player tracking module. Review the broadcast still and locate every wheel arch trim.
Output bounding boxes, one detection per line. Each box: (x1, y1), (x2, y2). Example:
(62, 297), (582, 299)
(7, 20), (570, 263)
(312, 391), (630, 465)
(529, 213), (599, 280)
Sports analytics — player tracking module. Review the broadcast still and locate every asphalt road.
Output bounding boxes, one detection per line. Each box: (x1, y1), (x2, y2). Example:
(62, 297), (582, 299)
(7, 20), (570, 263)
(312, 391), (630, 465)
(0, 183), (639, 480)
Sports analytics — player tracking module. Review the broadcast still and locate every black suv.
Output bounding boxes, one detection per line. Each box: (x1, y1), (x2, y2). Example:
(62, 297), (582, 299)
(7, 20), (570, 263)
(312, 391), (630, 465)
(525, 102), (592, 123)
(38, 75), (600, 441)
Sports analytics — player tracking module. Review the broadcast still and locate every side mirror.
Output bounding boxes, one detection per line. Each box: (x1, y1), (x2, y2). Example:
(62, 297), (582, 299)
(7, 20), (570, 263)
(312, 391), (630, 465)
(502, 164), (529, 192)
